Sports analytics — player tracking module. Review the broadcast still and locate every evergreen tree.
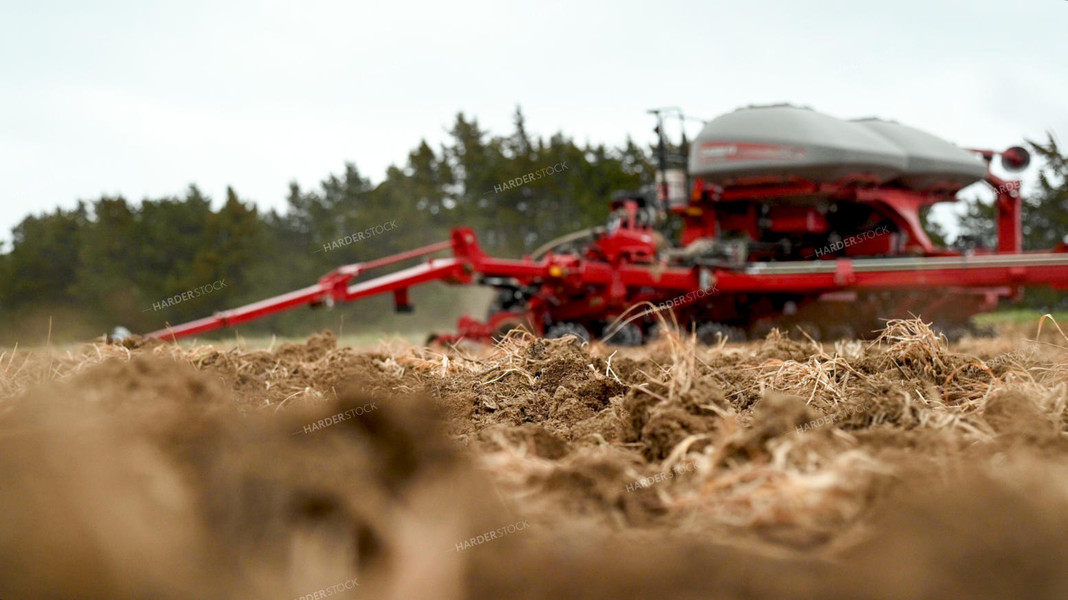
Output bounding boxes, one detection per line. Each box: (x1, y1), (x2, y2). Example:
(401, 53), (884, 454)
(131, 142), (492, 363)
(1022, 135), (1068, 251)
(3, 204), (88, 308)
(72, 196), (138, 325)
(0, 111), (655, 342)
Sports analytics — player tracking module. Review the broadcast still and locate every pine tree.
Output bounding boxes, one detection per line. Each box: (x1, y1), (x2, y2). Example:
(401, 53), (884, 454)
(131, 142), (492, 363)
(1022, 135), (1068, 251)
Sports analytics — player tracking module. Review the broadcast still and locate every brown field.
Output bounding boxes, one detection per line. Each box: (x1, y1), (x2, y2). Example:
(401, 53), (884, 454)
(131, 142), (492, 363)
(3, 319), (1068, 599)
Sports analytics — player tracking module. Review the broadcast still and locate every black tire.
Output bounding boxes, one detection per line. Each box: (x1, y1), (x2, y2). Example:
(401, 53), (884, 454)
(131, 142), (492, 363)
(544, 322), (591, 343)
(792, 321), (822, 341)
(933, 322), (968, 344)
(749, 318), (777, 341)
(647, 323), (680, 341)
(491, 320), (527, 342)
(603, 322), (643, 346)
(822, 323), (856, 341)
(695, 322), (747, 344)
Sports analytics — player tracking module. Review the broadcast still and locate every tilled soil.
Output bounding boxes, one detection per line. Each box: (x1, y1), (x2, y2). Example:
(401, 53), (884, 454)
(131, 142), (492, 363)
(3, 320), (1068, 599)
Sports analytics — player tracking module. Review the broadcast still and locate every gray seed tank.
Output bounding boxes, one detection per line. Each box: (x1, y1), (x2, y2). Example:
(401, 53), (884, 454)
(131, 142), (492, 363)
(689, 105), (986, 192)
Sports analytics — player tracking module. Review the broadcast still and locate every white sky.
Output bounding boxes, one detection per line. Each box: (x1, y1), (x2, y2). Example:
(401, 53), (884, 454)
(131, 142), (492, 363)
(2, 0), (1066, 247)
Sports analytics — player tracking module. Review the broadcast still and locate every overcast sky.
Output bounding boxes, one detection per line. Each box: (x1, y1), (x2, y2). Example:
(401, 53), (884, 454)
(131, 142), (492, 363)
(2, 0), (1065, 246)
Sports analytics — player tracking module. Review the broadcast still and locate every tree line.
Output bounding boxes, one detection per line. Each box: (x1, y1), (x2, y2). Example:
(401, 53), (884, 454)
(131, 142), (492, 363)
(0, 109), (650, 343)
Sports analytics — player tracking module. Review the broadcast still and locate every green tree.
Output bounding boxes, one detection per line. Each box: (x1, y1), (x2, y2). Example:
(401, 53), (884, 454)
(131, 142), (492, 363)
(3, 205), (87, 308)
(0, 111), (656, 343)
(169, 187), (267, 320)
(72, 196), (139, 326)
(0, 204), (89, 342)
(954, 194), (996, 249)
(1019, 135), (1068, 309)
(1021, 135), (1068, 251)
(135, 186), (214, 298)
